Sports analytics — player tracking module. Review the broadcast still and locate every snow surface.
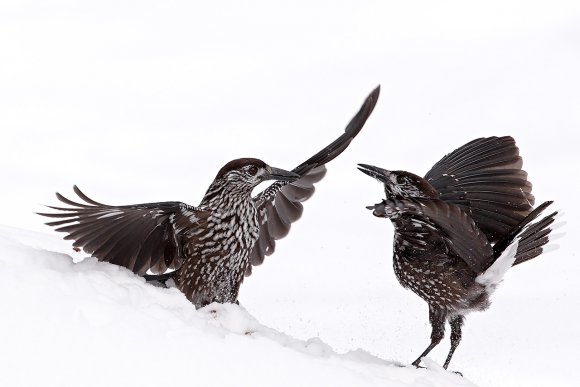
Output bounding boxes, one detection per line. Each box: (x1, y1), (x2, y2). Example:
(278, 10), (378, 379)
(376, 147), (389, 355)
(1, 1), (580, 386)
(0, 226), (473, 387)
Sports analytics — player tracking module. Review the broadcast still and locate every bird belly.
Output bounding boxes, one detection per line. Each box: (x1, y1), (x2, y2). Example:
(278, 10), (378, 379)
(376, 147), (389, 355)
(393, 253), (489, 313)
(178, 246), (251, 307)
(177, 209), (260, 308)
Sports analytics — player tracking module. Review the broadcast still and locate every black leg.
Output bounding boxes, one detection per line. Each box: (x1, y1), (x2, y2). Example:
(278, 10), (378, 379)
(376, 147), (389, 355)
(443, 315), (464, 369)
(412, 305), (446, 367)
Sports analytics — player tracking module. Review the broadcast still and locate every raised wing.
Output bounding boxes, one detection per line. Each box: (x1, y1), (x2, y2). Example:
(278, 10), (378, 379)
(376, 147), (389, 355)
(247, 85), (380, 275)
(372, 198), (494, 274)
(424, 136), (535, 243)
(38, 185), (208, 275)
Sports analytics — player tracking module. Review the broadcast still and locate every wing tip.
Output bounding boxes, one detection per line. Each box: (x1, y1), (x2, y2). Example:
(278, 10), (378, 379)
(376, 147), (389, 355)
(346, 84), (381, 136)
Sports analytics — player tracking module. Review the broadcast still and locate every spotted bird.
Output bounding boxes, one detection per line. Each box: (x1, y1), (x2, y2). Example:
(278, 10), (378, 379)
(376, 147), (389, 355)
(358, 136), (558, 369)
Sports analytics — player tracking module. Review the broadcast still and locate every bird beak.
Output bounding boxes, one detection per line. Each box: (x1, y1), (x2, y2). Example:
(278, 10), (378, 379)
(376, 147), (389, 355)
(357, 164), (391, 183)
(359, 164), (392, 214)
(263, 167), (301, 182)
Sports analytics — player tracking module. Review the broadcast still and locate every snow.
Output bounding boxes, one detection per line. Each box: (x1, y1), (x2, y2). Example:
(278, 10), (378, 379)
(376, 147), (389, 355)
(0, 226), (473, 387)
(1, 1), (580, 386)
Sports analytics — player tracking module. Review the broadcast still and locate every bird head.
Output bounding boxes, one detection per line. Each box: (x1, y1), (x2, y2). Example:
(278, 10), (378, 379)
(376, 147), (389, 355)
(216, 158), (299, 186)
(357, 164), (439, 199)
(202, 158), (300, 205)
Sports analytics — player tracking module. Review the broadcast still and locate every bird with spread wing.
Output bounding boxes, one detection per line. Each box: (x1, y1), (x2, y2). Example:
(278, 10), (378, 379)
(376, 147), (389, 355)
(40, 86), (380, 308)
(358, 136), (558, 369)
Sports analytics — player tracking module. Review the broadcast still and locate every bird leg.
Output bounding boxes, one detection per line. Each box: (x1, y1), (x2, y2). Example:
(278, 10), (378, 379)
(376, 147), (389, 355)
(412, 306), (446, 367)
(443, 315), (464, 369)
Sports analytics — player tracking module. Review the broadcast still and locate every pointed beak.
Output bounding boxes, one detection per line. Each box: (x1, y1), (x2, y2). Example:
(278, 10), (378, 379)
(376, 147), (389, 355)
(262, 166), (301, 182)
(357, 164), (391, 183)
(359, 164), (393, 213)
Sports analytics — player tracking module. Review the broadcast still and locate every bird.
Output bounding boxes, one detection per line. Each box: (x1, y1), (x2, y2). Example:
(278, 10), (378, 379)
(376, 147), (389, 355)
(357, 136), (558, 370)
(39, 86), (380, 308)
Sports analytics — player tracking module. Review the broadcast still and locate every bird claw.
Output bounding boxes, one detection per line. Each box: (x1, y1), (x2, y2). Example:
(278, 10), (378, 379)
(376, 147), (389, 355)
(411, 360), (424, 368)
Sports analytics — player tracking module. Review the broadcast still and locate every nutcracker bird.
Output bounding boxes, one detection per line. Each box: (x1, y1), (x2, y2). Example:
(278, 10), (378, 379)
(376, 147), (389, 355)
(358, 136), (558, 369)
(40, 86), (380, 308)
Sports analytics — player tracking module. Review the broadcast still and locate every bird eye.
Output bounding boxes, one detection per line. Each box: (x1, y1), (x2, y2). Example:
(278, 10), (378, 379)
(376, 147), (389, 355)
(396, 175), (405, 184)
(248, 166), (258, 176)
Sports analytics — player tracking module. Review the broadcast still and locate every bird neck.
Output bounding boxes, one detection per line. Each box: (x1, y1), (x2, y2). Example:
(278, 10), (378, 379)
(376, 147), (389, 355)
(200, 180), (254, 210)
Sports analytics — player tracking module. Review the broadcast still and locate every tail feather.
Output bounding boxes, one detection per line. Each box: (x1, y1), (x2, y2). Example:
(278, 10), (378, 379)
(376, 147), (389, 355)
(518, 214), (555, 241)
(492, 200), (557, 266)
(476, 240), (518, 289)
(492, 201), (554, 258)
(516, 228), (551, 256)
(477, 201), (557, 289)
(513, 211), (557, 265)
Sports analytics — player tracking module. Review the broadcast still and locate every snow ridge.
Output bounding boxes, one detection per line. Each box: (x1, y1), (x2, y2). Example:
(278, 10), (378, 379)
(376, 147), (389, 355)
(0, 226), (473, 387)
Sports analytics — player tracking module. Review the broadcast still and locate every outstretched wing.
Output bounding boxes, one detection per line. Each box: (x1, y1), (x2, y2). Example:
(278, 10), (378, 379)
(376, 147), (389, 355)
(373, 198), (494, 274)
(38, 186), (208, 275)
(246, 85), (380, 275)
(424, 136), (535, 243)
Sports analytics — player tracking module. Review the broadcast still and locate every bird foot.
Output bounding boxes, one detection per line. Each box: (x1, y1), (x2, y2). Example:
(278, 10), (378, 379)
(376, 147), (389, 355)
(411, 360), (425, 369)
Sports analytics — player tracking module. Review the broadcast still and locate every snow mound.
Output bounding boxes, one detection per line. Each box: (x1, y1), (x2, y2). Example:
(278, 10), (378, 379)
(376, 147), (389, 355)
(0, 226), (474, 387)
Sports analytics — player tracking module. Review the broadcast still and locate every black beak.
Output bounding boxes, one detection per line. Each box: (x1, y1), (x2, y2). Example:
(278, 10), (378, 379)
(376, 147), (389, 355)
(357, 164), (392, 183)
(359, 164), (393, 214)
(263, 167), (301, 182)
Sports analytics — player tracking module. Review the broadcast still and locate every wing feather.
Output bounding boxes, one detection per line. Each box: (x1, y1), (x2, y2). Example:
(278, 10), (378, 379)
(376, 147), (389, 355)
(38, 186), (207, 275)
(247, 86), (380, 273)
(375, 198), (495, 273)
(425, 136), (535, 242)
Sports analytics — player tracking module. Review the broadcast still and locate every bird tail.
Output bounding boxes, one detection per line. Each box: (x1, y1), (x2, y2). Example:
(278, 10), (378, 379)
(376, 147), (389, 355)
(476, 239), (518, 289)
(476, 201), (558, 289)
(492, 201), (558, 266)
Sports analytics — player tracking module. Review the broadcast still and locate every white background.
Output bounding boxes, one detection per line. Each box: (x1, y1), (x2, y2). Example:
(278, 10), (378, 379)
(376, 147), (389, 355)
(1, 1), (579, 386)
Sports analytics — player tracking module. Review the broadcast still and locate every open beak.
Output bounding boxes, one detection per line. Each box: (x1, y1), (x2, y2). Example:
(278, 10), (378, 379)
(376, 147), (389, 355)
(262, 166), (301, 182)
(358, 164), (392, 216)
(357, 164), (392, 183)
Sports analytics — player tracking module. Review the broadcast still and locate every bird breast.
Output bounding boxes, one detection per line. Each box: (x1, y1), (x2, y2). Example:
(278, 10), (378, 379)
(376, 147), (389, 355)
(391, 234), (486, 312)
(199, 202), (260, 262)
(178, 201), (260, 306)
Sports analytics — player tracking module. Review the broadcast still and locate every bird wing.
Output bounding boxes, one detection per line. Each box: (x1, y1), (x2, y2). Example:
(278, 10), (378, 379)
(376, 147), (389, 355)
(246, 85), (380, 275)
(424, 136), (535, 243)
(375, 198), (494, 274)
(38, 185), (209, 275)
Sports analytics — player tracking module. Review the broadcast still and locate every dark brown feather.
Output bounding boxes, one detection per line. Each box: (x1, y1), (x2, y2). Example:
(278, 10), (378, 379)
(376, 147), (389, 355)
(247, 86), (380, 272)
(377, 198), (495, 273)
(425, 136), (535, 243)
(38, 188), (206, 275)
